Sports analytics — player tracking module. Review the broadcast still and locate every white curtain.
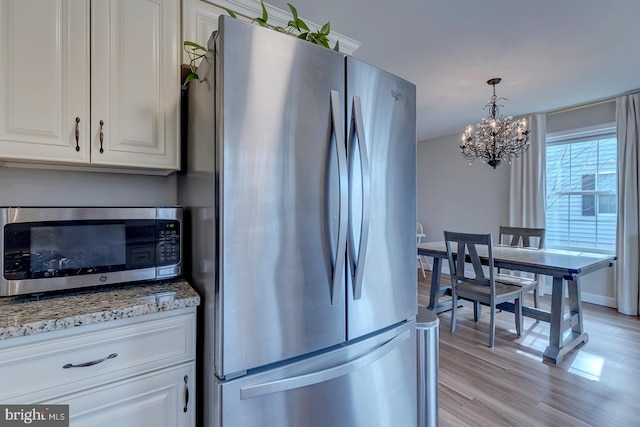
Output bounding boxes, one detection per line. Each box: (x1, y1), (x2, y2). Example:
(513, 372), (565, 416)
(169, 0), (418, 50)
(509, 114), (547, 229)
(615, 94), (640, 315)
(508, 114), (547, 288)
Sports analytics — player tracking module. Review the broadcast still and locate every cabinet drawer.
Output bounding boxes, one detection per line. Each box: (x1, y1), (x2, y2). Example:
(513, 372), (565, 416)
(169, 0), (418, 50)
(0, 309), (195, 402)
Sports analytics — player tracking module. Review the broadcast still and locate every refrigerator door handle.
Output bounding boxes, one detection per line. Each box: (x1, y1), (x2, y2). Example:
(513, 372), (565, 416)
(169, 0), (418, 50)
(348, 95), (371, 300)
(330, 90), (348, 306)
(239, 328), (411, 399)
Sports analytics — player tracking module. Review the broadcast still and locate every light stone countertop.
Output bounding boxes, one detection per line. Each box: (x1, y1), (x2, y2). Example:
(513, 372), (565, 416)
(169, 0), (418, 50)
(0, 278), (200, 340)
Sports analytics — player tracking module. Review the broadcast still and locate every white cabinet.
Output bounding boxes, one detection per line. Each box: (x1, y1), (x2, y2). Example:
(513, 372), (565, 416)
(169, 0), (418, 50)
(0, 308), (196, 427)
(0, 0), (90, 164)
(52, 363), (194, 427)
(91, 0), (179, 171)
(182, 0), (232, 61)
(0, 0), (180, 174)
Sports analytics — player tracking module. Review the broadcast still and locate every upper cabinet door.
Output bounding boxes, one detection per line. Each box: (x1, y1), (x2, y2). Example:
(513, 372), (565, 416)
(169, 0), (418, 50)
(91, 0), (179, 171)
(182, 0), (227, 62)
(0, 0), (90, 163)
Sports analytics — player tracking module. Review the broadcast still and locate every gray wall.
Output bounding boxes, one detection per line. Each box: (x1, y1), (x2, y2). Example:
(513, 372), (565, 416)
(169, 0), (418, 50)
(0, 167), (176, 206)
(417, 132), (510, 243)
(547, 100), (615, 133)
(418, 100), (617, 307)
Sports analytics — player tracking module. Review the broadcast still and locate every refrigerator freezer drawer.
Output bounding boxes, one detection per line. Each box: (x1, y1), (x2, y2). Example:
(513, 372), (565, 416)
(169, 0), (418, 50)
(213, 320), (416, 427)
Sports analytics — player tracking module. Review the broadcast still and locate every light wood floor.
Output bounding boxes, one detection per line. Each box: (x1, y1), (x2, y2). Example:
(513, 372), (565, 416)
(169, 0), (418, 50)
(418, 270), (640, 427)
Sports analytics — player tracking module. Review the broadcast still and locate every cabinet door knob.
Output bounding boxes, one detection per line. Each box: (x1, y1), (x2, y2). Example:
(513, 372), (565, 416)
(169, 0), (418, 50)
(74, 117), (81, 152)
(62, 352), (117, 369)
(183, 375), (189, 412)
(99, 120), (105, 153)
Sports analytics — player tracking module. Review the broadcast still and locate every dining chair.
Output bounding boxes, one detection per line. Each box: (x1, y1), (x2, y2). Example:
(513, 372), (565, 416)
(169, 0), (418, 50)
(444, 231), (523, 348)
(497, 226), (546, 308)
(417, 223), (431, 278)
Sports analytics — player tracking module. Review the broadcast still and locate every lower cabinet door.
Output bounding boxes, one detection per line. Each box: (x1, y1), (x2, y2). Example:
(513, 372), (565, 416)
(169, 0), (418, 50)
(50, 362), (194, 427)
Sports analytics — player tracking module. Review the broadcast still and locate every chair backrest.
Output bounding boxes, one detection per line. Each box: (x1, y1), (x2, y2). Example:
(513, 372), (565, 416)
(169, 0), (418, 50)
(417, 223), (424, 244)
(499, 226), (545, 249)
(444, 231), (494, 287)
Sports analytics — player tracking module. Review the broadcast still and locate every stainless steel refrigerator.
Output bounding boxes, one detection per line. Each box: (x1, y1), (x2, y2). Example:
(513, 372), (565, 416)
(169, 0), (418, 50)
(178, 16), (417, 427)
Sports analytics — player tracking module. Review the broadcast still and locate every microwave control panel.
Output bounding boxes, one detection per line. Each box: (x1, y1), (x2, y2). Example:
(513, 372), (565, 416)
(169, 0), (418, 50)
(157, 220), (181, 265)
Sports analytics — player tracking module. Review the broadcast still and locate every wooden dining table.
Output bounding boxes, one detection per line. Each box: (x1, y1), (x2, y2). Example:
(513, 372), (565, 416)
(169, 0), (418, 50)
(418, 241), (616, 365)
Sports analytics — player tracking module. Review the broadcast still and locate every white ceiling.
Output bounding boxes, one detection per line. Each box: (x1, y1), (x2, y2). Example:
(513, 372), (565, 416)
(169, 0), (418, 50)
(264, 0), (640, 141)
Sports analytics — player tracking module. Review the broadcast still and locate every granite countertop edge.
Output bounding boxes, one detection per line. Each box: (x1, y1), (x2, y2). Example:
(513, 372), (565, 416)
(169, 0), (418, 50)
(0, 278), (200, 341)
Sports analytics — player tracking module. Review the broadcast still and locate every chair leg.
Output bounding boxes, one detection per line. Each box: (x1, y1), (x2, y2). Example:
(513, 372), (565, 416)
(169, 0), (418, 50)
(533, 284), (539, 308)
(418, 257), (427, 279)
(450, 289), (458, 333)
(473, 301), (481, 322)
(425, 256), (432, 271)
(489, 305), (496, 348)
(515, 295), (523, 337)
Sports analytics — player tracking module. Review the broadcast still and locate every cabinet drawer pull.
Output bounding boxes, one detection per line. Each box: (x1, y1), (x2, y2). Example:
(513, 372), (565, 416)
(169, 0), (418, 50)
(183, 375), (189, 412)
(99, 120), (105, 153)
(74, 117), (81, 152)
(62, 353), (118, 369)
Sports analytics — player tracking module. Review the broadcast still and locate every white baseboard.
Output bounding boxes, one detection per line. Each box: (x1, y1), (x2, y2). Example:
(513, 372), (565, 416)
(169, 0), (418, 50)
(533, 283), (615, 308)
(580, 292), (616, 308)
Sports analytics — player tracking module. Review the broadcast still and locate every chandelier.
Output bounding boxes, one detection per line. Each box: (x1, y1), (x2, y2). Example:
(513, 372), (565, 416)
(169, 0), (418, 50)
(461, 78), (530, 168)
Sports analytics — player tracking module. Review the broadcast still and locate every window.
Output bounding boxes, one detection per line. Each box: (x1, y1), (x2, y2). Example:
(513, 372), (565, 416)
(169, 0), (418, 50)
(546, 126), (617, 254)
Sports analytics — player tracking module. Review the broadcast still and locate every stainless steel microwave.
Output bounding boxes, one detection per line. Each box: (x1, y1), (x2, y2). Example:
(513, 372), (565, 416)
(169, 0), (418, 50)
(0, 207), (182, 296)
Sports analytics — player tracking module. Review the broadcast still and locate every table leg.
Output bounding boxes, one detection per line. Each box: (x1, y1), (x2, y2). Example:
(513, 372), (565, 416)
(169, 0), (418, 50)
(567, 276), (585, 335)
(543, 276), (589, 365)
(427, 257), (442, 311)
(426, 257), (463, 313)
(549, 277), (564, 348)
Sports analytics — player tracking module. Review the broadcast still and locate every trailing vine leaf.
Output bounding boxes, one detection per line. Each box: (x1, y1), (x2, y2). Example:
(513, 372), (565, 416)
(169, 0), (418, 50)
(297, 19), (309, 32)
(287, 3), (299, 30)
(183, 73), (200, 85)
(184, 41), (206, 52)
(261, 0), (268, 20)
(223, 8), (237, 19)
(183, 41), (207, 86)
(333, 40), (340, 51)
(320, 22), (330, 35)
(251, 0), (270, 26)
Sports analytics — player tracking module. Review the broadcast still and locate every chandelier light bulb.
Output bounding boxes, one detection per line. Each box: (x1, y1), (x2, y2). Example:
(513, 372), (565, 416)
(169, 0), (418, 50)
(460, 77), (530, 169)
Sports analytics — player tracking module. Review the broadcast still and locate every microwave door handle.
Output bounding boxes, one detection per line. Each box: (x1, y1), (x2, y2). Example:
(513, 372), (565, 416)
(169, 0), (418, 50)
(349, 96), (370, 300)
(330, 90), (347, 306)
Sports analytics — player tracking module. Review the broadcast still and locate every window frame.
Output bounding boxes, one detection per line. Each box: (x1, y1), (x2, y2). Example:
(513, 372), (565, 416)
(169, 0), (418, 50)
(545, 123), (617, 254)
